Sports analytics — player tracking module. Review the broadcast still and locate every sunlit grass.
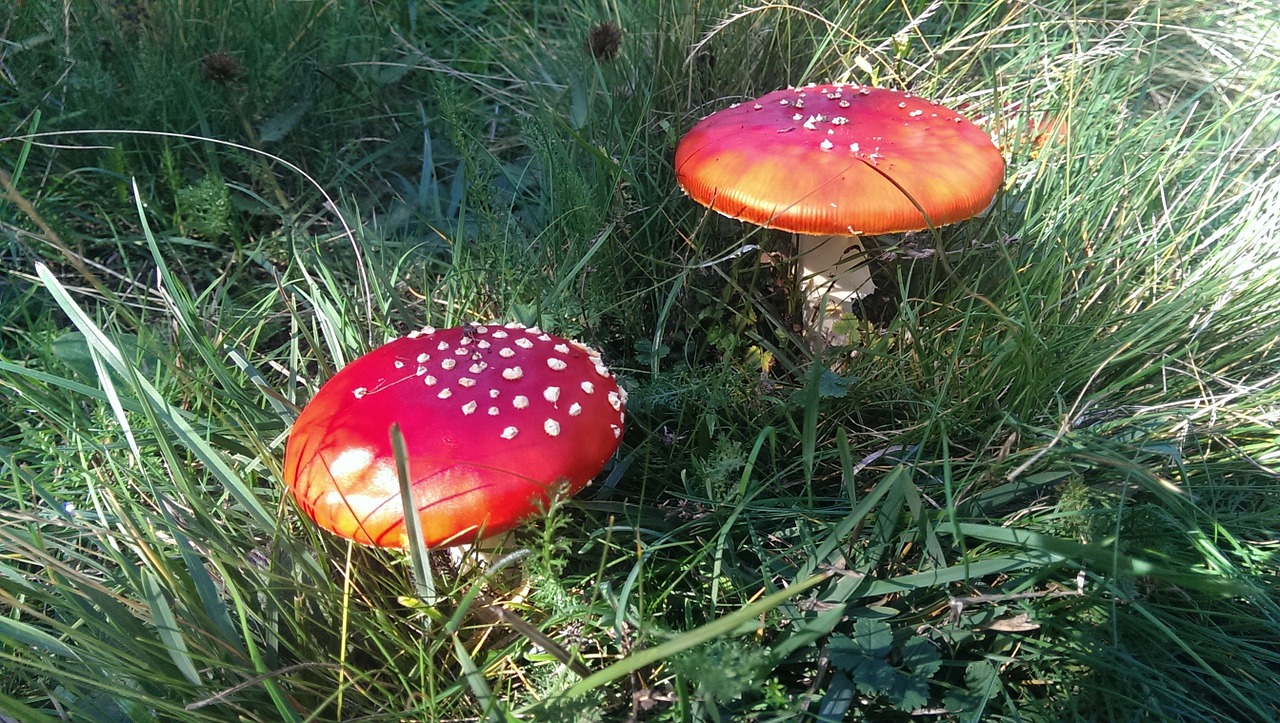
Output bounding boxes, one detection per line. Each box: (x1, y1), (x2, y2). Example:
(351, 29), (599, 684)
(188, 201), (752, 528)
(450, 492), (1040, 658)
(2, 0), (1278, 719)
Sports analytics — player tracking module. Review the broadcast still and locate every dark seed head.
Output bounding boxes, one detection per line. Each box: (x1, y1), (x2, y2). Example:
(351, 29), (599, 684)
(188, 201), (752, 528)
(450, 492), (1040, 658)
(200, 52), (245, 85)
(584, 22), (623, 62)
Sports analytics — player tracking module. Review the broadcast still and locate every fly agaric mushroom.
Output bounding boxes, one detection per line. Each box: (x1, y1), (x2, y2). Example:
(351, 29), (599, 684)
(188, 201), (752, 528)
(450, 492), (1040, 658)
(282, 322), (626, 548)
(674, 83), (1004, 310)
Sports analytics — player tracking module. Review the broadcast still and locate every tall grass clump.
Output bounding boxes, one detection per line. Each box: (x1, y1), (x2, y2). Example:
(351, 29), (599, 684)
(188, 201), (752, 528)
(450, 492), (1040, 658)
(2, 0), (1278, 720)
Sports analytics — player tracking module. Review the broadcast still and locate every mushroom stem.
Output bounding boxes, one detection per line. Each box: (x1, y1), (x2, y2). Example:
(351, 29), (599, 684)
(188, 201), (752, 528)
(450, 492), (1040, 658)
(797, 233), (876, 311)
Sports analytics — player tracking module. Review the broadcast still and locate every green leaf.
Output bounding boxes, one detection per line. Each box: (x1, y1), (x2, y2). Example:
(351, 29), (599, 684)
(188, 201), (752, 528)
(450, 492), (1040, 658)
(817, 368), (858, 398)
(900, 636), (942, 678)
(50, 331), (156, 378)
(953, 522), (1250, 595)
(569, 79), (589, 129)
(257, 99), (313, 143)
(943, 660), (1000, 720)
(142, 571), (201, 686)
(0, 614), (78, 659)
(887, 670), (930, 713)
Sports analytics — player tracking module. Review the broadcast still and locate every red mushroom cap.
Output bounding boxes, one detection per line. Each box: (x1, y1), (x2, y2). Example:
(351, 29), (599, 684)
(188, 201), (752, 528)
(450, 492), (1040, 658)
(282, 323), (627, 548)
(674, 84), (1005, 236)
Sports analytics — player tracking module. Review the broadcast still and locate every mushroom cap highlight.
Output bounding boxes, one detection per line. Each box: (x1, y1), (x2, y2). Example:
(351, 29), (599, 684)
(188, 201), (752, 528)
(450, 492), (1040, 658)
(282, 323), (627, 548)
(674, 84), (1005, 236)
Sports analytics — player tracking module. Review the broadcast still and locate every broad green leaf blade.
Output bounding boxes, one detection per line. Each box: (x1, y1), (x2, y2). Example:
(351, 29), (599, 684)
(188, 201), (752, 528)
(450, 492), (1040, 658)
(953, 522), (1249, 595)
(141, 571), (201, 686)
(0, 614), (78, 659)
(392, 423), (437, 605)
(452, 632), (505, 723)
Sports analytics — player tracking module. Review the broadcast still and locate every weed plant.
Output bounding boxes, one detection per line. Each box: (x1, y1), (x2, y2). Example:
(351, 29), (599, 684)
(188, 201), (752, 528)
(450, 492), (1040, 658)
(1, 0), (1278, 720)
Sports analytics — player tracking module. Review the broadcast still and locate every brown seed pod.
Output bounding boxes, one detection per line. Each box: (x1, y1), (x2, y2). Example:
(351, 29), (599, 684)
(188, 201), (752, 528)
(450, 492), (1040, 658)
(584, 22), (623, 63)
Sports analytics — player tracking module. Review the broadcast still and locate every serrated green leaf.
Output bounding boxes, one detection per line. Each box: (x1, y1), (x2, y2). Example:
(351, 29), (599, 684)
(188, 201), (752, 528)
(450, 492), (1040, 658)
(826, 633), (869, 672)
(943, 660), (999, 720)
(900, 636), (942, 678)
(817, 368), (858, 398)
(887, 672), (930, 713)
(852, 617), (894, 656)
(853, 655), (898, 697)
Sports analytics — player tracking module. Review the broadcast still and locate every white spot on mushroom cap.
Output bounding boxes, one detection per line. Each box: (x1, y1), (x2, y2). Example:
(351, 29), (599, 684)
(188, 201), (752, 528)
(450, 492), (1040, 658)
(499, 348), (516, 358)
(394, 360), (405, 369)
(544, 419), (561, 436)
(502, 366), (523, 380)
(437, 388), (452, 399)
(424, 375), (437, 386)
(513, 395), (529, 409)
(437, 341), (449, 351)
(459, 377), (476, 388)
(462, 401), (477, 415)
(441, 358), (457, 370)
(554, 343), (570, 354)
(544, 386), (560, 404)
(515, 338), (533, 349)
(469, 362), (487, 374)
(488, 406), (500, 416)
(569, 402), (582, 416)
(581, 381), (595, 394)
(501, 426), (518, 439)
(608, 390), (623, 411)
(547, 358), (568, 371)
(353, 387), (368, 399)
(492, 330), (509, 339)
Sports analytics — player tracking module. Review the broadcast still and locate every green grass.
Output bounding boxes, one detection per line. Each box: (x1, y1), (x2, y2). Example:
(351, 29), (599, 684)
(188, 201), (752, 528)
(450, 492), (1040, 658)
(2, 0), (1278, 720)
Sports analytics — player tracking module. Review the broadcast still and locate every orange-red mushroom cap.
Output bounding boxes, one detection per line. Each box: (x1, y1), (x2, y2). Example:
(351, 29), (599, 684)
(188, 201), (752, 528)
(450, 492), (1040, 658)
(282, 323), (627, 548)
(674, 84), (1005, 236)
